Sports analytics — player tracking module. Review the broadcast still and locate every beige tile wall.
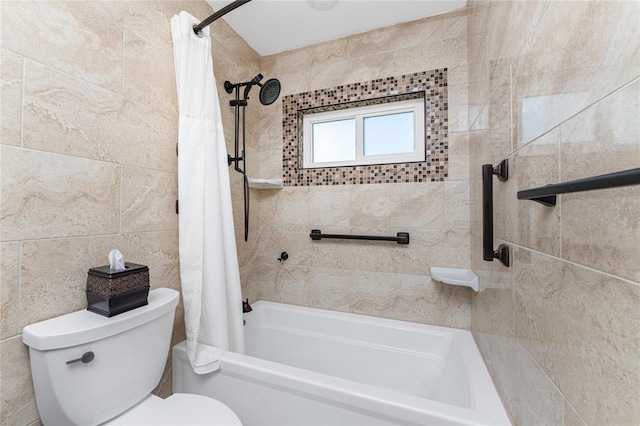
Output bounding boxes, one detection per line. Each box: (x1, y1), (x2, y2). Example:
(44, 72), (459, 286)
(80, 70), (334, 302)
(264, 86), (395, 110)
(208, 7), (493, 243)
(241, 10), (474, 329)
(468, 1), (640, 424)
(0, 2), (260, 425)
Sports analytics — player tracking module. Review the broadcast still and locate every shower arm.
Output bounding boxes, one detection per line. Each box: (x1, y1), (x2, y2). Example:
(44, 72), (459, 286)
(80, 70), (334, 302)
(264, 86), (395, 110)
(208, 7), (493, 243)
(192, 0), (253, 37)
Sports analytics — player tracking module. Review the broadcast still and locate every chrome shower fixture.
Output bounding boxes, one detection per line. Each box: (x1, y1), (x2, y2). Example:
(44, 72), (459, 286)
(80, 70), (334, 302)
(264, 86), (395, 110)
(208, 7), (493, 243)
(224, 74), (281, 241)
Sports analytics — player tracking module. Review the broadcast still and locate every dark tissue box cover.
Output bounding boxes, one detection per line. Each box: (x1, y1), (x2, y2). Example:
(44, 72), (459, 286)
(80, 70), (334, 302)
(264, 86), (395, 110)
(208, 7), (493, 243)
(86, 262), (150, 317)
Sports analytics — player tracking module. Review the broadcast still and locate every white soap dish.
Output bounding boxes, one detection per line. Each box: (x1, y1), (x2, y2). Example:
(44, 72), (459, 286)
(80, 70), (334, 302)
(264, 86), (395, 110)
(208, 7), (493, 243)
(247, 177), (284, 189)
(430, 267), (479, 292)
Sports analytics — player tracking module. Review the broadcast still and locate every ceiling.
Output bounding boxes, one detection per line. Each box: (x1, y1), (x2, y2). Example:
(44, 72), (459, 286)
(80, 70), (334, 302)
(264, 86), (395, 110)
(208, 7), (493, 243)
(205, 0), (467, 56)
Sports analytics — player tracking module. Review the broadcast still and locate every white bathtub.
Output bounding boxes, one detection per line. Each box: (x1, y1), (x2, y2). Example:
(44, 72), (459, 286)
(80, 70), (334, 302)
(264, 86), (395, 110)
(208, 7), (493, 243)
(172, 301), (510, 425)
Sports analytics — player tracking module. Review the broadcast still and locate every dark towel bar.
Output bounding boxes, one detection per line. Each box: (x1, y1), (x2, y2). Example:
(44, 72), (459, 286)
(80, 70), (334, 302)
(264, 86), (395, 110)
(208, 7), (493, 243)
(310, 229), (410, 245)
(482, 160), (510, 267)
(517, 167), (640, 206)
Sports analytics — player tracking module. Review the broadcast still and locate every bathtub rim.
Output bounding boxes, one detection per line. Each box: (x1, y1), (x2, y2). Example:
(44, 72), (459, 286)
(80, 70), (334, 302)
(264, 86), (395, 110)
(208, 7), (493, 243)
(174, 341), (505, 425)
(173, 300), (511, 425)
(247, 301), (507, 420)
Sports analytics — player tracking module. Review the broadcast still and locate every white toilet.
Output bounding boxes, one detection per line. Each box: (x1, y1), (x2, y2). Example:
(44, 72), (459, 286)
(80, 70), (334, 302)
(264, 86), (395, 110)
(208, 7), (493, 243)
(22, 288), (241, 425)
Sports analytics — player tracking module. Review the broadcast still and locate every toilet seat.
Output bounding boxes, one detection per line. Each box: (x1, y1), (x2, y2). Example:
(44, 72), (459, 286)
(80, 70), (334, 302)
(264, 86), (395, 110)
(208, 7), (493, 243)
(107, 393), (242, 425)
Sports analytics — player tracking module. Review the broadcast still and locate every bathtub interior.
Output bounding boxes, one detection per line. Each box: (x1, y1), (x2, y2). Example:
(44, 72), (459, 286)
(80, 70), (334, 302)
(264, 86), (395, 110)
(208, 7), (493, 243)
(244, 302), (471, 409)
(174, 301), (511, 425)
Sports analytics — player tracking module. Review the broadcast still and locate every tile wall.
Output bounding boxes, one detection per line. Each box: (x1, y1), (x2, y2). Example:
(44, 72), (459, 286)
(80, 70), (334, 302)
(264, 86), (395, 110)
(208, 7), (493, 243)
(240, 9), (473, 329)
(0, 2), (260, 425)
(467, 1), (640, 424)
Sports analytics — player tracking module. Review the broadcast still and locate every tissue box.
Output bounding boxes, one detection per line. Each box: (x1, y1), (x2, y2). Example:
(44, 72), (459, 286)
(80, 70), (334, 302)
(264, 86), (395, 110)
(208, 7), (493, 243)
(86, 262), (150, 317)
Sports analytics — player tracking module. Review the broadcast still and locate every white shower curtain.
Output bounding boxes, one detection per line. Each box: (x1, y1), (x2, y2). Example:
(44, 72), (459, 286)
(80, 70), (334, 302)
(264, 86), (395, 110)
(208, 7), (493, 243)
(170, 11), (245, 374)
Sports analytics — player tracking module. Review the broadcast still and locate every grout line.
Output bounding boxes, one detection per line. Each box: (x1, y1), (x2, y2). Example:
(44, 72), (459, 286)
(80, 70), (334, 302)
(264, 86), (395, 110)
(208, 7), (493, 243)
(2, 145), (177, 175)
(20, 54), (25, 148)
(517, 343), (578, 420)
(500, 240), (640, 287)
(1, 230), (179, 247)
(121, 29), (126, 95)
(119, 165), (123, 235)
(562, 392), (590, 426)
(6, 46), (177, 117)
(483, 290), (516, 337)
(476, 278), (592, 425)
(511, 74), (640, 157)
(17, 240), (23, 339)
(509, 65), (513, 154)
(3, 42), (179, 118)
(1, 232), (122, 244)
(557, 126), (563, 259)
(513, 326), (589, 425)
(10, 50), (121, 97)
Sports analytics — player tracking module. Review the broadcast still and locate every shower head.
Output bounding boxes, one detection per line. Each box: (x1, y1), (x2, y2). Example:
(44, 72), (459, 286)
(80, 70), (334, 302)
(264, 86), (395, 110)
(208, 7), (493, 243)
(259, 78), (281, 105)
(225, 74), (280, 105)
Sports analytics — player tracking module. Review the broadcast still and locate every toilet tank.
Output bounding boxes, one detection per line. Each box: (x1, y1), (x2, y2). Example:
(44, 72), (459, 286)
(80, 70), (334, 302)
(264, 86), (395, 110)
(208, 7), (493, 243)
(23, 288), (180, 426)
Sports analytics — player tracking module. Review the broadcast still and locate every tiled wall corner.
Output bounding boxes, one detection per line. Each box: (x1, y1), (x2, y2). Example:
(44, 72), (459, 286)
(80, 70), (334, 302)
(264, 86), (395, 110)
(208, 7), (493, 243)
(468, 0), (640, 424)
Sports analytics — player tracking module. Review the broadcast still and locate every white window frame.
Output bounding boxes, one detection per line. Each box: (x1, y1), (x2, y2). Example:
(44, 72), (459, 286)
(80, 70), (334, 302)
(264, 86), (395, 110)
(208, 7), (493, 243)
(302, 98), (425, 169)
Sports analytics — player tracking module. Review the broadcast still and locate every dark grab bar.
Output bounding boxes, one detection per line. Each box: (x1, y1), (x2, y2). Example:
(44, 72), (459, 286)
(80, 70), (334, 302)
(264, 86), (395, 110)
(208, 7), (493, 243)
(517, 167), (640, 206)
(310, 230), (409, 244)
(482, 160), (510, 267)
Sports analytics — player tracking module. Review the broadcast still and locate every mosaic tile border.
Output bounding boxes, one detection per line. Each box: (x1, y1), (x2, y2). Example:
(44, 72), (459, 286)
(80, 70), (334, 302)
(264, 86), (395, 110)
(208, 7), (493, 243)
(282, 69), (448, 186)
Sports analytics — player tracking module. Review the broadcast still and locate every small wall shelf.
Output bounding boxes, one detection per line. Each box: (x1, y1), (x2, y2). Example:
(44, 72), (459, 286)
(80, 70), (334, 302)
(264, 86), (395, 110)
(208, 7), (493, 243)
(430, 267), (479, 292)
(247, 177), (284, 189)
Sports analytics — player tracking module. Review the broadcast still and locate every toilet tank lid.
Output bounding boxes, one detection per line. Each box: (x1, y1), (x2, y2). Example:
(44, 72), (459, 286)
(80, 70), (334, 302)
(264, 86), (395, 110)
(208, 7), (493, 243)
(23, 288), (179, 351)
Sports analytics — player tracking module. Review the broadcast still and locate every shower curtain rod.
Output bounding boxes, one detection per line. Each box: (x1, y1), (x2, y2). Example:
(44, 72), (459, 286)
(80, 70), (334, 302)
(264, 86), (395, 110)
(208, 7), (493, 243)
(193, 0), (252, 37)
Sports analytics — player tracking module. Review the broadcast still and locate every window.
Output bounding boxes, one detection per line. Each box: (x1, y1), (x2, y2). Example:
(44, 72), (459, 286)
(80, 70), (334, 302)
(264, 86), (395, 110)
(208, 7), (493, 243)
(301, 98), (425, 168)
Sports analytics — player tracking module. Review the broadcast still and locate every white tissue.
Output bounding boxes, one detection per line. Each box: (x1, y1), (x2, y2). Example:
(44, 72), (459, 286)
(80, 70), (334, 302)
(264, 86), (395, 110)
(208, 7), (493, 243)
(109, 249), (126, 271)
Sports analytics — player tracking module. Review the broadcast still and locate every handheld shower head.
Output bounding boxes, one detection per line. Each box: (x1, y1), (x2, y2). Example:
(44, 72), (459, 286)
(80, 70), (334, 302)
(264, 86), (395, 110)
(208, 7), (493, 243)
(250, 74), (264, 85)
(243, 74), (264, 100)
